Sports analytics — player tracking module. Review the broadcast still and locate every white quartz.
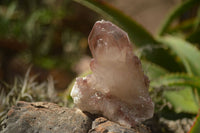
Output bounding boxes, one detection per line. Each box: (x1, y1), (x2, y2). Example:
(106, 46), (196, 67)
(71, 20), (154, 127)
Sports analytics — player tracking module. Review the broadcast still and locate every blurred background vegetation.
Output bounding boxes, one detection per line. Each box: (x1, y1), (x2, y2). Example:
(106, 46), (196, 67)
(0, 0), (100, 128)
(0, 0), (200, 132)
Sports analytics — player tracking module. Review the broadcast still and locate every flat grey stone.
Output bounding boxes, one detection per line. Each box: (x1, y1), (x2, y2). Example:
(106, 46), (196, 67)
(1, 101), (92, 133)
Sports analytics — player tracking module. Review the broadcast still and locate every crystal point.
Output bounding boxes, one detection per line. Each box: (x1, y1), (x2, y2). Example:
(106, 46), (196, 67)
(71, 20), (154, 127)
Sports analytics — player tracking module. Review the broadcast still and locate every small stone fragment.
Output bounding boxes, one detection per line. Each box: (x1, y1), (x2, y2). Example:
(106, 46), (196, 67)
(89, 117), (150, 133)
(71, 20), (154, 127)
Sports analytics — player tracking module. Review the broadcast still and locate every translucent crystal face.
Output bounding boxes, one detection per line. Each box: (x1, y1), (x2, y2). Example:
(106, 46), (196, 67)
(88, 20), (132, 60)
(71, 20), (154, 127)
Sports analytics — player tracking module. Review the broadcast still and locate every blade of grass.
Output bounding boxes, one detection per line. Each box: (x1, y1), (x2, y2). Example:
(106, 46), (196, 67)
(187, 7), (200, 44)
(158, 0), (200, 36)
(167, 18), (196, 34)
(193, 6), (200, 31)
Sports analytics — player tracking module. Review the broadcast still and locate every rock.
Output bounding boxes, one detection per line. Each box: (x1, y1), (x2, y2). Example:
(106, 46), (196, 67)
(1, 101), (92, 133)
(71, 20), (154, 127)
(1, 101), (151, 133)
(89, 117), (150, 133)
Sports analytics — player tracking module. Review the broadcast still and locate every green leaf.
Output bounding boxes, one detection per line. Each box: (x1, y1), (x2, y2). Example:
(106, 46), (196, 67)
(158, 0), (200, 36)
(141, 60), (168, 80)
(151, 73), (200, 114)
(167, 18), (196, 34)
(189, 112), (200, 133)
(151, 73), (200, 113)
(151, 73), (200, 91)
(157, 36), (200, 76)
(164, 88), (199, 114)
(73, 0), (156, 47)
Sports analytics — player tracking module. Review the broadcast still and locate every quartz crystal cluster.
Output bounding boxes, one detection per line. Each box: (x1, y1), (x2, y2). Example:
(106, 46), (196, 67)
(70, 20), (154, 127)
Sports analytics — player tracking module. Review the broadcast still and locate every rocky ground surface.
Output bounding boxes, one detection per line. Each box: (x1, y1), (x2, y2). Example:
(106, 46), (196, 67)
(0, 101), (151, 133)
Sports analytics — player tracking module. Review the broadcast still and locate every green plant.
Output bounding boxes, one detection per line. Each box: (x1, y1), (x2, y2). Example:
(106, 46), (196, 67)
(189, 111), (200, 133)
(0, 68), (66, 128)
(0, 0), (86, 71)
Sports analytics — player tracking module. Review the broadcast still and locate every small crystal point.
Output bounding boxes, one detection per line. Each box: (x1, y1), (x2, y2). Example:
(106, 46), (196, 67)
(71, 20), (154, 127)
